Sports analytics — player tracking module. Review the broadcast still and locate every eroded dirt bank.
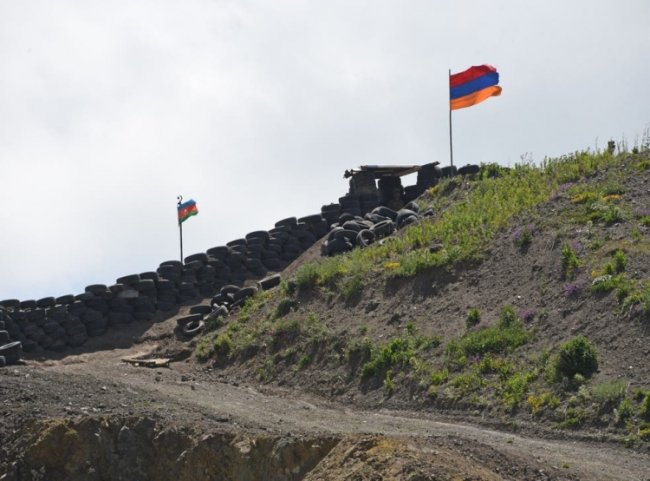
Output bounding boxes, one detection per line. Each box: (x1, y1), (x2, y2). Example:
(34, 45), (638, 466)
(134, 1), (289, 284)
(2, 357), (649, 481)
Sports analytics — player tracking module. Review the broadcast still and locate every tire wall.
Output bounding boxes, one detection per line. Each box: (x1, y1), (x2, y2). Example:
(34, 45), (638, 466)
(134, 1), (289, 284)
(0, 164), (475, 359)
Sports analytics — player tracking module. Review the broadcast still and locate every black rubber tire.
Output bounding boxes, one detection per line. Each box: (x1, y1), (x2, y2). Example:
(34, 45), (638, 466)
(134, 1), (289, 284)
(258, 274), (281, 291)
(182, 319), (205, 337)
(356, 229), (376, 247)
(226, 238), (248, 248)
(184, 252), (209, 264)
(334, 229), (359, 243)
(159, 260), (183, 268)
(275, 217), (298, 228)
(404, 201), (420, 213)
(458, 164), (480, 175)
(116, 274), (141, 285)
(371, 206), (398, 221)
(55, 294), (75, 305)
(189, 305), (212, 315)
(176, 314), (203, 328)
(206, 246), (230, 260)
(85, 284), (108, 295)
(298, 214), (325, 224)
(21, 339), (38, 353)
(220, 285), (241, 296)
(338, 212), (356, 224)
(0, 356), (5, 368)
(36, 297), (56, 308)
(326, 238), (353, 255)
(0, 341), (22, 364)
(401, 215), (419, 228)
(233, 286), (258, 303)
(20, 300), (37, 309)
(0, 330), (9, 343)
(441, 165), (458, 177)
(370, 219), (395, 238)
(342, 220), (364, 232)
(0, 299), (20, 308)
(396, 209), (418, 228)
(206, 305), (229, 321)
(139, 271), (159, 281)
(246, 230), (270, 242)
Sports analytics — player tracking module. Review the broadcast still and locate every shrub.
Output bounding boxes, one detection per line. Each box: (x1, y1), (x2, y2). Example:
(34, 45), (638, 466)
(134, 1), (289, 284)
(615, 397), (634, 425)
(613, 250), (628, 272)
(430, 369), (449, 386)
(527, 392), (560, 416)
(511, 223), (536, 248)
(466, 308), (481, 328)
(446, 318), (531, 367)
(274, 298), (298, 319)
(641, 390), (650, 420)
(383, 370), (396, 393)
(592, 381), (627, 413)
(501, 371), (536, 411)
(561, 242), (580, 280)
(551, 335), (598, 381)
(361, 332), (438, 380)
(498, 304), (519, 328)
(213, 332), (234, 358)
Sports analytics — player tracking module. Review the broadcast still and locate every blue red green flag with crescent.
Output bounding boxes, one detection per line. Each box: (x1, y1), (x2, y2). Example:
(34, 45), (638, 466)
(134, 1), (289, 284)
(178, 199), (198, 224)
(450, 65), (502, 110)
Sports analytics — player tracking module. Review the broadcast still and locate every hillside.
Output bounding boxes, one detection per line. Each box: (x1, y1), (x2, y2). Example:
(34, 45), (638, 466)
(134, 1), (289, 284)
(2, 145), (650, 481)
(193, 148), (650, 439)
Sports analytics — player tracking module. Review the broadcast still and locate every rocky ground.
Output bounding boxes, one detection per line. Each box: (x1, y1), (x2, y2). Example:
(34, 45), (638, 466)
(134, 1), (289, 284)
(1, 316), (649, 480)
(3, 154), (650, 480)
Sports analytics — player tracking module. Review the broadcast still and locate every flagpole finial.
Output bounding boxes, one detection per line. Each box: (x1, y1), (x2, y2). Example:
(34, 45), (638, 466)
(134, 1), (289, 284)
(177, 195), (183, 205)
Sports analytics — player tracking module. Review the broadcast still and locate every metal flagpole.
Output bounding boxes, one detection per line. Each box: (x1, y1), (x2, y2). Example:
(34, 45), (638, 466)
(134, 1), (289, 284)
(449, 68), (454, 170)
(177, 195), (184, 263)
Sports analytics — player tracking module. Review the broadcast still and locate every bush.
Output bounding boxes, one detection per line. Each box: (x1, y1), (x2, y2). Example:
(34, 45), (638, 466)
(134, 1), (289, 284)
(561, 243), (580, 280)
(445, 319), (531, 367)
(466, 308), (481, 328)
(551, 335), (598, 381)
(498, 305), (519, 328)
(274, 298), (298, 319)
(641, 390), (650, 420)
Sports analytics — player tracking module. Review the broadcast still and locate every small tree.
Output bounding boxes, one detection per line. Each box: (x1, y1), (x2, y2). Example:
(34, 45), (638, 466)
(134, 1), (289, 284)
(552, 335), (598, 380)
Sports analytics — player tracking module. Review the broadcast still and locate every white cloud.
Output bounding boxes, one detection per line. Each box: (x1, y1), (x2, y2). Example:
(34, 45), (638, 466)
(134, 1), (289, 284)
(0, 0), (649, 299)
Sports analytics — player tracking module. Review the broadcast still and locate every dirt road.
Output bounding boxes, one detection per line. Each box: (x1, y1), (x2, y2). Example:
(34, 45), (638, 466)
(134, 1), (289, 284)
(17, 339), (644, 481)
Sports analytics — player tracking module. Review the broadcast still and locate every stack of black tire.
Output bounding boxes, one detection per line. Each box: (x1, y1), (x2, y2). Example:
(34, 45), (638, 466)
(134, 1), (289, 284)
(1, 168), (496, 356)
(0, 305), (23, 366)
(321, 202), (432, 256)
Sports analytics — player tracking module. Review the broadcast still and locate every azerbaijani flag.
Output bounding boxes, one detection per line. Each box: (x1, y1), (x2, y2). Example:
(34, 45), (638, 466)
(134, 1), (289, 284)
(178, 199), (198, 224)
(450, 65), (502, 111)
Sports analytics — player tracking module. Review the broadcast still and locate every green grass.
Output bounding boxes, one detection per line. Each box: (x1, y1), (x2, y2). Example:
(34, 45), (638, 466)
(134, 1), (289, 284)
(360, 330), (440, 380)
(287, 149), (626, 296)
(445, 314), (532, 369)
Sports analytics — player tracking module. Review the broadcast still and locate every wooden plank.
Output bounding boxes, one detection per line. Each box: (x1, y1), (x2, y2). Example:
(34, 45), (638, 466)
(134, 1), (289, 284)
(121, 357), (170, 368)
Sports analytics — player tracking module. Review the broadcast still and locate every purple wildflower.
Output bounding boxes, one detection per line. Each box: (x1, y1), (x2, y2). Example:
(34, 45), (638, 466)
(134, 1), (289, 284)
(519, 308), (536, 323)
(634, 208), (650, 218)
(563, 282), (584, 298)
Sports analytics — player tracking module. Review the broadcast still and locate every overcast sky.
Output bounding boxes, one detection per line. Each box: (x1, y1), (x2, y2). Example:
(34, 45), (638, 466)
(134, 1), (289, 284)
(1, 0), (649, 301)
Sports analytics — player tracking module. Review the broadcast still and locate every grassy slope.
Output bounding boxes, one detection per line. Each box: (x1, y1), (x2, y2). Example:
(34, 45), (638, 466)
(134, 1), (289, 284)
(196, 147), (650, 445)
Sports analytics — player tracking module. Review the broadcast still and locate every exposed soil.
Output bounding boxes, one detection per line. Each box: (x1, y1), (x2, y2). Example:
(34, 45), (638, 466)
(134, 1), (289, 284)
(1, 317), (649, 480)
(3, 158), (650, 480)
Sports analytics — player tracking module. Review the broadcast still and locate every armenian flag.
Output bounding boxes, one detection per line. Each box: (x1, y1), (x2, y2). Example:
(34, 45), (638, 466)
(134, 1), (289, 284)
(178, 199), (198, 224)
(450, 65), (501, 111)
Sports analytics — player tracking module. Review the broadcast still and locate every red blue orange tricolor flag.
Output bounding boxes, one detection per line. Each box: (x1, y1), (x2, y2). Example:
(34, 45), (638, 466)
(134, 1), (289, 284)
(450, 65), (502, 110)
